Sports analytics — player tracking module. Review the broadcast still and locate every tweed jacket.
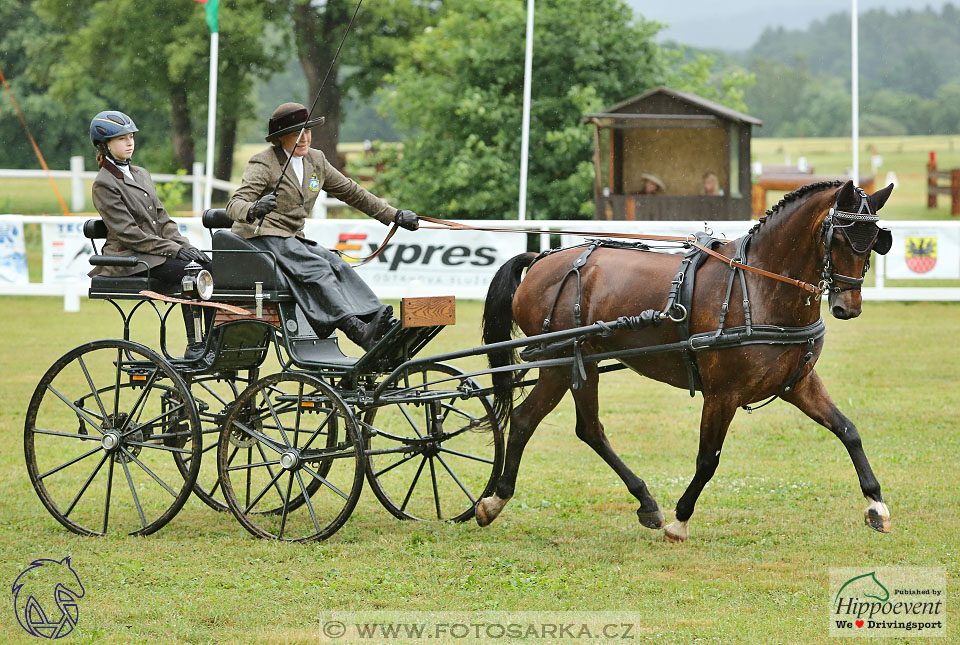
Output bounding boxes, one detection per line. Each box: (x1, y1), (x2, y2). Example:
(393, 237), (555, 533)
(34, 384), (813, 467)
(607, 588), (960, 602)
(89, 159), (194, 277)
(226, 146), (397, 239)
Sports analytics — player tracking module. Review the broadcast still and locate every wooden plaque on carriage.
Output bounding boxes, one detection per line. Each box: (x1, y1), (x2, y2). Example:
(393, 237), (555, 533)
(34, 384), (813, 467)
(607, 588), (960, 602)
(401, 296), (455, 328)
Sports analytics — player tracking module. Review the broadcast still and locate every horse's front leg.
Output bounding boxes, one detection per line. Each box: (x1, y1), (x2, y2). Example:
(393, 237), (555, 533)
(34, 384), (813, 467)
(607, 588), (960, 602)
(665, 394), (737, 543)
(782, 369), (891, 533)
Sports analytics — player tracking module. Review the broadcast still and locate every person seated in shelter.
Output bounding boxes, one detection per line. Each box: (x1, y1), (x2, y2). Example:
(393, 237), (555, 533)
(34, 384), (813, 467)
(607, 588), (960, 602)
(702, 171), (724, 196)
(87, 110), (212, 359)
(637, 172), (665, 195)
(226, 102), (419, 351)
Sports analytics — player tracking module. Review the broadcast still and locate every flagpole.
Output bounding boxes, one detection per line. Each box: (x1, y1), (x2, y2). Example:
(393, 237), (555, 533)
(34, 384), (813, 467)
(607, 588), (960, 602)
(518, 0), (534, 221)
(203, 30), (218, 211)
(851, 0), (859, 186)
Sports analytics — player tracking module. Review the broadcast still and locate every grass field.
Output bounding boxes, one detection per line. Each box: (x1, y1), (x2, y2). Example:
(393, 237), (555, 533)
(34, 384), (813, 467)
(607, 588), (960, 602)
(1, 297), (958, 643)
(2, 136), (960, 219)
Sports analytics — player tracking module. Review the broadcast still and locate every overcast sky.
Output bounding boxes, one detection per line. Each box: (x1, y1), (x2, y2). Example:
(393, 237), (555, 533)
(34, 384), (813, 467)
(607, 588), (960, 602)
(626, 0), (956, 50)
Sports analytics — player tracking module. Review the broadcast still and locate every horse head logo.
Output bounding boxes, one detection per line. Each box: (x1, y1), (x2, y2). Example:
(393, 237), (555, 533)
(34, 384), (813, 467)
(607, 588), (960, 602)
(834, 571), (890, 608)
(12, 557), (85, 639)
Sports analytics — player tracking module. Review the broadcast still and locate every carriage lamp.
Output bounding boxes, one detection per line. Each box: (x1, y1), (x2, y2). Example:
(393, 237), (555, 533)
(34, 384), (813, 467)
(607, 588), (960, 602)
(181, 261), (214, 301)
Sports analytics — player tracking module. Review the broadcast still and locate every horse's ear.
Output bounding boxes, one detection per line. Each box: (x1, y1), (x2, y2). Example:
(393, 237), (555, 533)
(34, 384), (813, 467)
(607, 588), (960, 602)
(869, 183), (895, 212)
(836, 180), (857, 209)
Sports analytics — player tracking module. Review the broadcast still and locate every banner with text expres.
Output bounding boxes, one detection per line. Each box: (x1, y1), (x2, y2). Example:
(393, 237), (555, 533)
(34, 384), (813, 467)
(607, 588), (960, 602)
(36, 217), (524, 299)
(301, 220), (525, 299)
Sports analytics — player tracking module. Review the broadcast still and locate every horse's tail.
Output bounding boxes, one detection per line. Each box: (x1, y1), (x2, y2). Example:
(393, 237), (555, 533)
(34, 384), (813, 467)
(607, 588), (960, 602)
(482, 252), (536, 429)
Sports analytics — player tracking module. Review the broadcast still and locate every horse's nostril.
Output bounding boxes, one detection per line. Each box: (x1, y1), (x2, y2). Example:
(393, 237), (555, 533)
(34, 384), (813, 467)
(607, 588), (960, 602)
(832, 305), (845, 318)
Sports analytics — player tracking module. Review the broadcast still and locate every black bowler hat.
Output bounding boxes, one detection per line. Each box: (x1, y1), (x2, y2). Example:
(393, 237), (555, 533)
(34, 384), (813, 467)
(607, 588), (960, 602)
(265, 102), (325, 142)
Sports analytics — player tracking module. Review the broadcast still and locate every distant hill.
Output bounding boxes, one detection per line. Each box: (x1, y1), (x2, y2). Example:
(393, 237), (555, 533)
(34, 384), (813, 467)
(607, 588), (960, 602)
(747, 4), (960, 96)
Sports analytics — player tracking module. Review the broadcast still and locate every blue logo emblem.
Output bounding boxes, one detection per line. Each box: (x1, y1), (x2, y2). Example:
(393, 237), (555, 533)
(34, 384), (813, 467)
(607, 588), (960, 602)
(309, 172), (320, 192)
(12, 557), (85, 639)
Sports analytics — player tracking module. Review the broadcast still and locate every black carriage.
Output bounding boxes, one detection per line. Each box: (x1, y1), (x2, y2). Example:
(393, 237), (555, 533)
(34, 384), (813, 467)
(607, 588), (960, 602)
(24, 210), (504, 541)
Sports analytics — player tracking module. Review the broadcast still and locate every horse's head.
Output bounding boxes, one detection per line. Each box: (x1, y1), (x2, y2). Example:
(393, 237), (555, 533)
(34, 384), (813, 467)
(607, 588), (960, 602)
(820, 180), (894, 320)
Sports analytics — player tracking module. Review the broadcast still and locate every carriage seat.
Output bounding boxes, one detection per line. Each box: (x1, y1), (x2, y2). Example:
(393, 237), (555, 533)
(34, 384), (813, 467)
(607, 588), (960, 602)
(202, 208), (292, 300)
(83, 219), (178, 299)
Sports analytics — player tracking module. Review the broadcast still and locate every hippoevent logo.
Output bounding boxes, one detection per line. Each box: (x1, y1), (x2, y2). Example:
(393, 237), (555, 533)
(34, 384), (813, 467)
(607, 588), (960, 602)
(12, 557), (85, 639)
(905, 236), (937, 274)
(829, 567), (945, 637)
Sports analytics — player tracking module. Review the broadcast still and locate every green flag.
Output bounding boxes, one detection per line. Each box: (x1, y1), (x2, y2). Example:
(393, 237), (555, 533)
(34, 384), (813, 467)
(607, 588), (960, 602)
(193, 0), (219, 34)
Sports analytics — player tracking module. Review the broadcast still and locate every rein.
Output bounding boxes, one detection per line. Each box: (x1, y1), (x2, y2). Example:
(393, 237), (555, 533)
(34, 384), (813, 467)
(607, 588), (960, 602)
(419, 216), (825, 296)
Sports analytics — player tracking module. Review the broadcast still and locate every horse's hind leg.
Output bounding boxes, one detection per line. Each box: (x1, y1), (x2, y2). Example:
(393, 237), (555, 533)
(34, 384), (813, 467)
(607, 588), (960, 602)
(570, 364), (664, 529)
(665, 394), (737, 543)
(476, 367), (570, 527)
(782, 369), (891, 533)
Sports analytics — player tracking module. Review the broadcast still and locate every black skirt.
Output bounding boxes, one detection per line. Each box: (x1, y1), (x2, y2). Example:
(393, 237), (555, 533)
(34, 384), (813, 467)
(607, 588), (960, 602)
(248, 235), (382, 335)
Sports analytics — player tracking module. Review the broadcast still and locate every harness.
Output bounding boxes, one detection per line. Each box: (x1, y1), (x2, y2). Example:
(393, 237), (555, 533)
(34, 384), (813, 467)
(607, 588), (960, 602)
(533, 187), (889, 407)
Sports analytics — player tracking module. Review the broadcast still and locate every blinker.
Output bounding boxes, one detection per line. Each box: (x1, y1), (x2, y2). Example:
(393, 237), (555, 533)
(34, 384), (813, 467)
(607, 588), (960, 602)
(874, 228), (892, 255)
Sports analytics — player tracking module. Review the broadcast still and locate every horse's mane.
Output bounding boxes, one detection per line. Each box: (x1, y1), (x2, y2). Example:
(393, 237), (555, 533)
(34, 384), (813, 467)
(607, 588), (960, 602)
(748, 180), (844, 235)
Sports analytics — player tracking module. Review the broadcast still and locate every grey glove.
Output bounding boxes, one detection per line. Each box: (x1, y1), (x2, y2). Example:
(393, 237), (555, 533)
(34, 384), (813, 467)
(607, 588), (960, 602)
(396, 209), (419, 231)
(177, 247), (211, 264)
(247, 194), (278, 222)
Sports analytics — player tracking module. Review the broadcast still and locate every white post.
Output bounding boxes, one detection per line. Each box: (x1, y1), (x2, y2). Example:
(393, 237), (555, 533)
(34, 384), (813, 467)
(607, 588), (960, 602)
(70, 156), (85, 212)
(517, 0), (535, 221)
(192, 162), (204, 214)
(203, 31), (219, 210)
(851, 0), (859, 186)
(874, 253), (885, 290)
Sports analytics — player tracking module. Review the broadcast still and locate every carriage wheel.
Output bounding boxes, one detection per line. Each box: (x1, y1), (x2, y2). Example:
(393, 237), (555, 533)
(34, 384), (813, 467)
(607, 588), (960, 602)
(173, 373), (245, 512)
(363, 362), (504, 522)
(24, 340), (201, 536)
(217, 372), (364, 541)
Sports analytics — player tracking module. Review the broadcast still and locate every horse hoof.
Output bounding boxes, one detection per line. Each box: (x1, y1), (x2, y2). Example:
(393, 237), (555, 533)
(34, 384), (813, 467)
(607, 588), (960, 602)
(663, 520), (689, 543)
(475, 494), (508, 527)
(864, 500), (892, 533)
(636, 507), (665, 530)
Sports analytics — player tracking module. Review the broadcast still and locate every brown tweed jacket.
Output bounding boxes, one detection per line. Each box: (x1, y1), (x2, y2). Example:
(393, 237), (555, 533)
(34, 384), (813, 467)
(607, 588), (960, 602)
(89, 158), (194, 277)
(225, 146), (397, 239)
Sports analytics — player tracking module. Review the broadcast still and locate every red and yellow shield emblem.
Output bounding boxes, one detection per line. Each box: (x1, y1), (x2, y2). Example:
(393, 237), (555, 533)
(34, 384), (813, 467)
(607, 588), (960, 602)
(905, 237), (937, 274)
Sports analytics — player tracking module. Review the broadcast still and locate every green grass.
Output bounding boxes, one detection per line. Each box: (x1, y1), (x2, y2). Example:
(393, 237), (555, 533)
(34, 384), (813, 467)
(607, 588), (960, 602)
(1, 297), (957, 643)
(752, 134), (960, 219)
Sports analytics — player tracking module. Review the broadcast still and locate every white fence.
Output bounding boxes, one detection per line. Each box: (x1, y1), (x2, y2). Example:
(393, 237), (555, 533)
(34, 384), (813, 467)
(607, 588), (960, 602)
(0, 215), (958, 308)
(0, 157), (343, 218)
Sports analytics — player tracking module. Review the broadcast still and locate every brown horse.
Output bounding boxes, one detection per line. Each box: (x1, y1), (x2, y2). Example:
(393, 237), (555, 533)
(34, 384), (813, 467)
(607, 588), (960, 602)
(475, 180), (894, 542)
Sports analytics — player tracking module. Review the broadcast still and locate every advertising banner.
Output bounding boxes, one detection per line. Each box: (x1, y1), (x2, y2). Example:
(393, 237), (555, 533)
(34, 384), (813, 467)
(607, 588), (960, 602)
(302, 220), (525, 299)
(884, 223), (960, 279)
(0, 219), (28, 284)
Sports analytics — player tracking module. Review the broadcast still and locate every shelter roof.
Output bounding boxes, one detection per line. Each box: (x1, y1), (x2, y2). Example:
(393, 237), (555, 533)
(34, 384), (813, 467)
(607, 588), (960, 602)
(584, 86), (762, 126)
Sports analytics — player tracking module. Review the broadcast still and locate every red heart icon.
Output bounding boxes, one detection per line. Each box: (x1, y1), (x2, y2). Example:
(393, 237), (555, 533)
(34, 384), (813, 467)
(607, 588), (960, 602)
(856, 620), (864, 628)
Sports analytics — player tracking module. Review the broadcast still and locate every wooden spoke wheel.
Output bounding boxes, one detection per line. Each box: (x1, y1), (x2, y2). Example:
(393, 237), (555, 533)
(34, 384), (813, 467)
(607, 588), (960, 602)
(217, 372), (364, 541)
(24, 340), (202, 536)
(363, 363), (504, 522)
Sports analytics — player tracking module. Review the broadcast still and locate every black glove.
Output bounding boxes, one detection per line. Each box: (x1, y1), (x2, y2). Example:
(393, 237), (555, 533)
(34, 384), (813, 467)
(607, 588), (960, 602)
(246, 194), (278, 223)
(177, 247), (211, 264)
(396, 209), (419, 231)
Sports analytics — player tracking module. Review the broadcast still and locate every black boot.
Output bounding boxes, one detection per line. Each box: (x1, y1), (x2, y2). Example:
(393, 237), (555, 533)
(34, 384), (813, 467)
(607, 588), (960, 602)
(338, 305), (394, 351)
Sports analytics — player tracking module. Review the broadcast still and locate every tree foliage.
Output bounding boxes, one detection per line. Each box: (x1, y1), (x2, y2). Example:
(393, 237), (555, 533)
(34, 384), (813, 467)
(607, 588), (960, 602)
(373, 0), (750, 220)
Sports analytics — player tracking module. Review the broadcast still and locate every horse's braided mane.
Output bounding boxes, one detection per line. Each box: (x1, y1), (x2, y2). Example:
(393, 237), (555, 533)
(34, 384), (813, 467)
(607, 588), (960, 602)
(748, 180), (844, 234)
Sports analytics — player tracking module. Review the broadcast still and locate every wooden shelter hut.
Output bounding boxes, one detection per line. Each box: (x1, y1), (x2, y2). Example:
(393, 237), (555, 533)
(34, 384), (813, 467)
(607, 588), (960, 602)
(584, 86), (762, 221)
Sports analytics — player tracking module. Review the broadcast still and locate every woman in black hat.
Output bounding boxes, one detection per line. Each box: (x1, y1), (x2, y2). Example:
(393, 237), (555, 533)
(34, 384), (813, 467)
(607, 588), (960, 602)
(226, 102), (418, 350)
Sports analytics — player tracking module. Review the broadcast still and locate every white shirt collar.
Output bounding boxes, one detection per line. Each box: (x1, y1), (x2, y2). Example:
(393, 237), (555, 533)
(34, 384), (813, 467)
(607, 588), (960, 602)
(284, 149), (305, 186)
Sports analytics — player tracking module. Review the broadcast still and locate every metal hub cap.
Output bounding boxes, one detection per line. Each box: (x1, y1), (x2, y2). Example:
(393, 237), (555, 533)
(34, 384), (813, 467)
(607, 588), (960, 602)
(101, 432), (121, 452)
(279, 451), (300, 470)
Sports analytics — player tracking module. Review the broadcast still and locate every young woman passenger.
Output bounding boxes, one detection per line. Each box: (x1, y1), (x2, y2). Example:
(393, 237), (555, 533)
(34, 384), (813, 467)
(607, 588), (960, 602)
(87, 110), (212, 359)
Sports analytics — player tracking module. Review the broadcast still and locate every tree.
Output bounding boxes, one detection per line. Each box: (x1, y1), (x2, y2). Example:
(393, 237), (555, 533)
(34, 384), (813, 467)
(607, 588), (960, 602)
(373, 0), (749, 220)
(269, 0), (443, 167)
(31, 0), (281, 175)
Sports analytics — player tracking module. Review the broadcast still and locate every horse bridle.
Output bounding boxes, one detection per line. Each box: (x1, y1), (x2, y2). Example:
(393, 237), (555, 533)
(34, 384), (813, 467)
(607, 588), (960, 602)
(817, 186), (892, 297)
